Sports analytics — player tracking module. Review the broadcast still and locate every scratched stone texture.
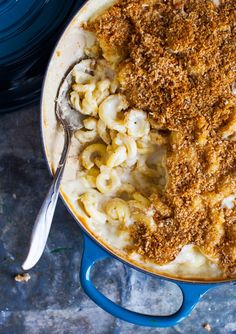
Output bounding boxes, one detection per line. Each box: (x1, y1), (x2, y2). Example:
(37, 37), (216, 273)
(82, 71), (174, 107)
(0, 106), (235, 334)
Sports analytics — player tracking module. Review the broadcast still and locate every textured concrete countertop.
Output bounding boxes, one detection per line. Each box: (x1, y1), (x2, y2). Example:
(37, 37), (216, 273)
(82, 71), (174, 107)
(0, 106), (235, 334)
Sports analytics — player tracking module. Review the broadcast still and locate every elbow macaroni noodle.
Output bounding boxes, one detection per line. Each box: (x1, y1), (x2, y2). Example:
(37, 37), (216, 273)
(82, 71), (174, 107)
(70, 59), (166, 229)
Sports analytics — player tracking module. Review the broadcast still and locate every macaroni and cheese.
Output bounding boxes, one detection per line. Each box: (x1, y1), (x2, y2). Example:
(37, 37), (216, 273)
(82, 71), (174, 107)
(58, 0), (236, 280)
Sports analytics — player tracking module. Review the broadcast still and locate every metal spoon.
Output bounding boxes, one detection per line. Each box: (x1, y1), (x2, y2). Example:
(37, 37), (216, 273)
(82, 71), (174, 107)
(22, 62), (86, 271)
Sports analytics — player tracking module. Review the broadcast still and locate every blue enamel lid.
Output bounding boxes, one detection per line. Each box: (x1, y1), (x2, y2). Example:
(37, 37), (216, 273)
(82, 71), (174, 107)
(0, 0), (85, 113)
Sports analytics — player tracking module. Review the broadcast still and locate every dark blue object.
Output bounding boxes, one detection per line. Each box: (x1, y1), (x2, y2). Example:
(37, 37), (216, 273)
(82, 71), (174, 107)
(0, 0), (85, 113)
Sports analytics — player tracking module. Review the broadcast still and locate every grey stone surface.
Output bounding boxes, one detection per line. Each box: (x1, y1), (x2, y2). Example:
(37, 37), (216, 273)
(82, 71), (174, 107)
(0, 106), (235, 334)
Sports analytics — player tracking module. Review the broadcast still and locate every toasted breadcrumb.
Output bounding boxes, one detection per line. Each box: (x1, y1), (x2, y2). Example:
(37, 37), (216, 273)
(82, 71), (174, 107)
(87, 0), (236, 277)
(15, 273), (31, 283)
(202, 323), (212, 332)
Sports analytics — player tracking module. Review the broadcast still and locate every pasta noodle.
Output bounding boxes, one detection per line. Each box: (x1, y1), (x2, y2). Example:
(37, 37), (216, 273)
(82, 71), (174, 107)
(70, 58), (161, 226)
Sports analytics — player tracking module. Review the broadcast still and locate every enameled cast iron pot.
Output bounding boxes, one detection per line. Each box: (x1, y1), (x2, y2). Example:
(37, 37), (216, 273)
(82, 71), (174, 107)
(41, 0), (235, 327)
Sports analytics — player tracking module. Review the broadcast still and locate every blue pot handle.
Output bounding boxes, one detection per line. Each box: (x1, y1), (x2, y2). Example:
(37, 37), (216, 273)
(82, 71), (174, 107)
(80, 234), (216, 327)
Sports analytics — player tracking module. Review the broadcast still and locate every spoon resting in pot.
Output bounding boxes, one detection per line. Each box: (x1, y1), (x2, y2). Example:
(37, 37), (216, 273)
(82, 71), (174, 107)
(22, 61), (88, 270)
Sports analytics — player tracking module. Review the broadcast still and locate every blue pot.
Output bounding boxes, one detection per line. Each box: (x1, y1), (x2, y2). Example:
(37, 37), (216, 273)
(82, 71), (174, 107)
(40, 0), (236, 328)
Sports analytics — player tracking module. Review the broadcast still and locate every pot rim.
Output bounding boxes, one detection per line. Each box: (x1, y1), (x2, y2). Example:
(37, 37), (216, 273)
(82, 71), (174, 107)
(40, 0), (235, 285)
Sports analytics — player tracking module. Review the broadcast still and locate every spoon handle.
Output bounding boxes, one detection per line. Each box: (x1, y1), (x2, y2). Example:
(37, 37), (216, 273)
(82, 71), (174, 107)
(22, 126), (71, 270)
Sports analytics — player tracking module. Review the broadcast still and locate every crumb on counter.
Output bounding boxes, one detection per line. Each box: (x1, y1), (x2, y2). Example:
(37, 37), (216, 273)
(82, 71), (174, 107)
(202, 323), (212, 332)
(14, 273), (31, 283)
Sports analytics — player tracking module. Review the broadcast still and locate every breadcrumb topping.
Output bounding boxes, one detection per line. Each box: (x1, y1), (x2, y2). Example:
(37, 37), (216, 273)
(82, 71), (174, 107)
(87, 0), (236, 277)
